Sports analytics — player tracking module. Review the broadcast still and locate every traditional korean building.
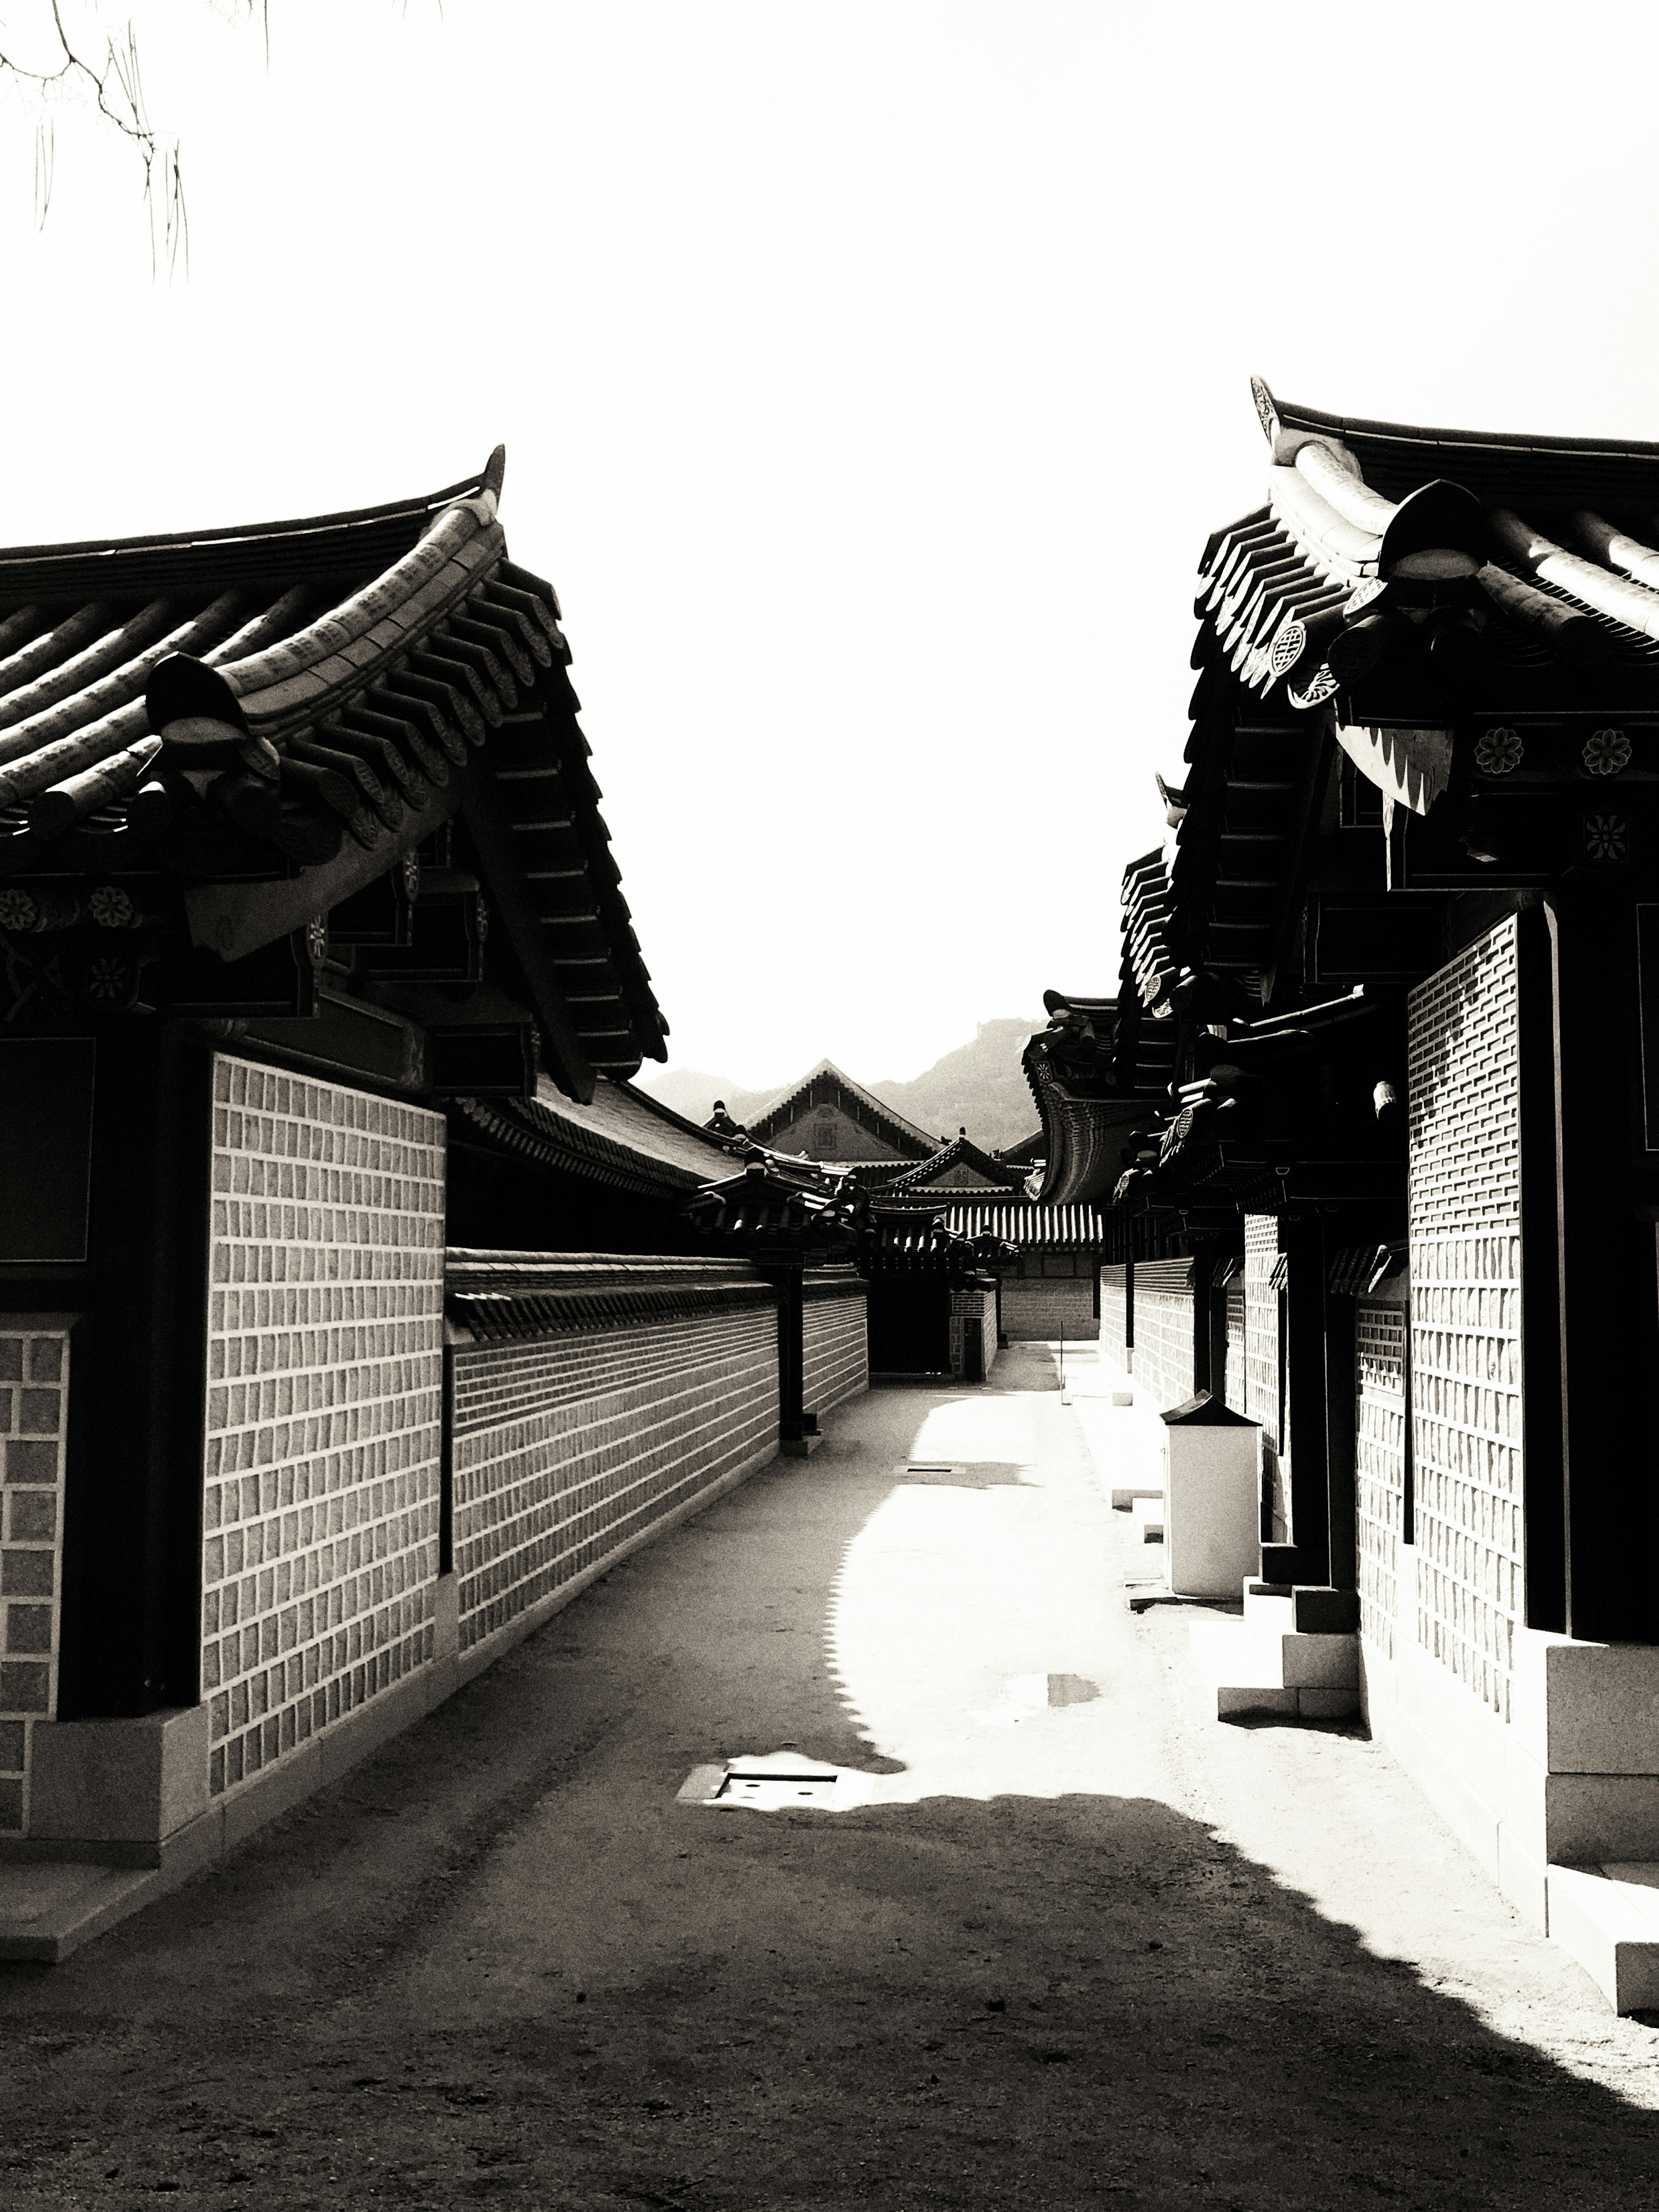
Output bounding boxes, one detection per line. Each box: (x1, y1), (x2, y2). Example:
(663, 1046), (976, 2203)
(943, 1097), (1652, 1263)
(1026, 381), (1659, 2007)
(738, 1058), (937, 1167)
(0, 455), (868, 1951)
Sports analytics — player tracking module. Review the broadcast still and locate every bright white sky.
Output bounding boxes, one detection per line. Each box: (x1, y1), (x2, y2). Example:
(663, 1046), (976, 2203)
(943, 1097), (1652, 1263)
(4, 2), (1659, 1086)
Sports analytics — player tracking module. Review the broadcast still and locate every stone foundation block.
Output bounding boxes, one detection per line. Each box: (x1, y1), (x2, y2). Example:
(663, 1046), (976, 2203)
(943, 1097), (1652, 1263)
(29, 1705), (210, 1847)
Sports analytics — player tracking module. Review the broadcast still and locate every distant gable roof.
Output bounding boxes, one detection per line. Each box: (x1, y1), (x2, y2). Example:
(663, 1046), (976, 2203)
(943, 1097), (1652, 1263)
(745, 1058), (936, 1160)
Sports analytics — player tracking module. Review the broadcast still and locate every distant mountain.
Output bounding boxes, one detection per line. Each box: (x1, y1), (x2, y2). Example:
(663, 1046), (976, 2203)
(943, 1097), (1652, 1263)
(868, 1019), (1046, 1150)
(642, 1070), (786, 1130)
(639, 1016), (1046, 1153)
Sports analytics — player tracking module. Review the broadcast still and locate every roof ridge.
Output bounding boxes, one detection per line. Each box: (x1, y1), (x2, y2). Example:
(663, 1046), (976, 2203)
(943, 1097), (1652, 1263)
(0, 458), (498, 572)
(612, 1074), (736, 1151)
(1272, 391), (1659, 467)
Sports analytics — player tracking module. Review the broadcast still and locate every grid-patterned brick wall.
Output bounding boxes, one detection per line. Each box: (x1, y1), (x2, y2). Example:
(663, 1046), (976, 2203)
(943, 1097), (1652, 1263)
(451, 1303), (778, 1654)
(1243, 1216), (1287, 1539)
(1223, 1280), (1247, 1416)
(202, 1057), (446, 1801)
(948, 1286), (998, 1379)
(1131, 1271), (1195, 1411)
(1356, 1301), (1408, 1660)
(1000, 1276), (1099, 1342)
(0, 1323), (69, 1835)
(803, 1281), (868, 1415)
(1408, 921), (1524, 1720)
(1100, 1268), (1127, 1364)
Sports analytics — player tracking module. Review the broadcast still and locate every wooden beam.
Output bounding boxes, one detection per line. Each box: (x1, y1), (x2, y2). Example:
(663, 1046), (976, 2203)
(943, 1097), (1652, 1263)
(184, 784), (458, 962)
(460, 751), (597, 1105)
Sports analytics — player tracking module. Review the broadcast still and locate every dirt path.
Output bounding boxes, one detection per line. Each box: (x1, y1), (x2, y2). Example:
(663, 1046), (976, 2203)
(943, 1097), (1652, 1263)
(3, 1346), (1658, 2209)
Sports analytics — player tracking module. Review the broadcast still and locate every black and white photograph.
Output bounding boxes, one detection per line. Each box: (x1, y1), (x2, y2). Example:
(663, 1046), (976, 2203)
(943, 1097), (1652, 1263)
(5, 2), (1659, 2205)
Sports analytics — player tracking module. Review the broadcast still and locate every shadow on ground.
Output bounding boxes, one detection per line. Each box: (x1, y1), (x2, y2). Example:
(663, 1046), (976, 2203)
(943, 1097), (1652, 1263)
(2, 1351), (1656, 2208)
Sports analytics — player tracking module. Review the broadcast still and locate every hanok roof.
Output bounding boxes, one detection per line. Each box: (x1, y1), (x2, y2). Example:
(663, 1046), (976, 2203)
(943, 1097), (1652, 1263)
(1216, 378), (1659, 723)
(941, 1201), (1109, 1249)
(1021, 996), (1149, 1206)
(879, 1131), (1028, 1194)
(457, 1072), (734, 1202)
(744, 1058), (937, 1160)
(1142, 375), (1659, 1025)
(0, 450), (664, 1098)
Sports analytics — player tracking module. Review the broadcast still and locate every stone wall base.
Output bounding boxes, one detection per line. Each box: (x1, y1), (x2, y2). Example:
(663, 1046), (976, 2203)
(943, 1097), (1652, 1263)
(2, 1431), (782, 1884)
(1361, 1604), (1659, 1934)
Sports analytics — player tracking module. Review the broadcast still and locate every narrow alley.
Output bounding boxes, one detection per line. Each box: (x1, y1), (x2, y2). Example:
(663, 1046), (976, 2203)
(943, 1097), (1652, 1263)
(4, 1348), (1658, 2210)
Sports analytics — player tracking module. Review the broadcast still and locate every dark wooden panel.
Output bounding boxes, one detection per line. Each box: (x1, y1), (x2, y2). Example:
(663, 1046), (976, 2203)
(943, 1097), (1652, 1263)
(1637, 903), (1659, 1152)
(0, 1037), (95, 1262)
(1312, 894), (1446, 984)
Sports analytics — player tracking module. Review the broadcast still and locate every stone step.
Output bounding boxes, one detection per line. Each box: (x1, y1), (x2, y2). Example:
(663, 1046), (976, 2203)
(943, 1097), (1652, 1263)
(1547, 1864), (1659, 2015)
(1252, 1627), (1360, 1689)
(1131, 1497), (1165, 1543)
(0, 1862), (168, 1964)
(1189, 1617), (1360, 1722)
(1242, 1580), (1295, 1640)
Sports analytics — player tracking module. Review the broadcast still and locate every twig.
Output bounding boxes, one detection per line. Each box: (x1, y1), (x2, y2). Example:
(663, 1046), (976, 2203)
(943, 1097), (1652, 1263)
(0, 2), (187, 272)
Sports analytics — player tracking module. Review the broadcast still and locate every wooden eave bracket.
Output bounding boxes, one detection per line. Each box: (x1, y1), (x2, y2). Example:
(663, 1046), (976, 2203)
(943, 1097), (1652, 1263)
(184, 783), (459, 965)
(459, 756), (597, 1105)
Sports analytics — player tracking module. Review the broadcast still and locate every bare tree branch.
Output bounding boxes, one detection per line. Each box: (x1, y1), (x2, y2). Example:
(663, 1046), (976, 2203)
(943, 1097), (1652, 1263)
(0, 3), (188, 271)
(0, 3), (422, 275)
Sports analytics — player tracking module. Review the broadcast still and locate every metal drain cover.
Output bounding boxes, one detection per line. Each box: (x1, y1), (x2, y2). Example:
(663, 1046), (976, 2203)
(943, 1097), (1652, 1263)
(677, 1748), (841, 1811)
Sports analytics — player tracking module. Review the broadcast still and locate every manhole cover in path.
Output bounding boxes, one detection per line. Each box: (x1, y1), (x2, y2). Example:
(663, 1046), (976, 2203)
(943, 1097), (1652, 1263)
(677, 1748), (842, 1812)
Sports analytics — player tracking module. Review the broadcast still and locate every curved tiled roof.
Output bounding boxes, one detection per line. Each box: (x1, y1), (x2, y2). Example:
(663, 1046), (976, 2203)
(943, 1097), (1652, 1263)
(940, 1201), (1110, 1248)
(458, 1073), (734, 1200)
(879, 1131), (1027, 1193)
(0, 451), (666, 1093)
(1210, 379), (1659, 717)
(0, 454), (516, 844)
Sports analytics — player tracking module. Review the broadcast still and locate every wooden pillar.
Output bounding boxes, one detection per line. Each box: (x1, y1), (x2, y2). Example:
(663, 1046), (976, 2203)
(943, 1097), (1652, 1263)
(1209, 1273), (1231, 1406)
(1191, 1250), (1214, 1395)
(1262, 1217), (1332, 1588)
(55, 1023), (213, 1719)
(773, 1265), (808, 1450)
(1517, 901), (1567, 1633)
(1551, 884), (1659, 1640)
(1323, 1283), (1358, 1592)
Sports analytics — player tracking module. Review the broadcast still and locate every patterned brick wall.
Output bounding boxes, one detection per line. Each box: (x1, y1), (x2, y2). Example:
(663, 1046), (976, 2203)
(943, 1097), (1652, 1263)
(1099, 1268), (1128, 1364)
(201, 1057), (446, 1801)
(999, 1275), (1099, 1341)
(1356, 1300), (1408, 1659)
(1131, 1270), (1196, 1411)
(1243, 1216), (1287, 1539)
(948, 1286), (998, 1379)
(0, 1322), (69, 1835)
(1408, 920), (1524, 1719)
(803, 1279), (868, 1415)
(451, 1303), (778, 1654)
(1223, 1280), (1247, 1416)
